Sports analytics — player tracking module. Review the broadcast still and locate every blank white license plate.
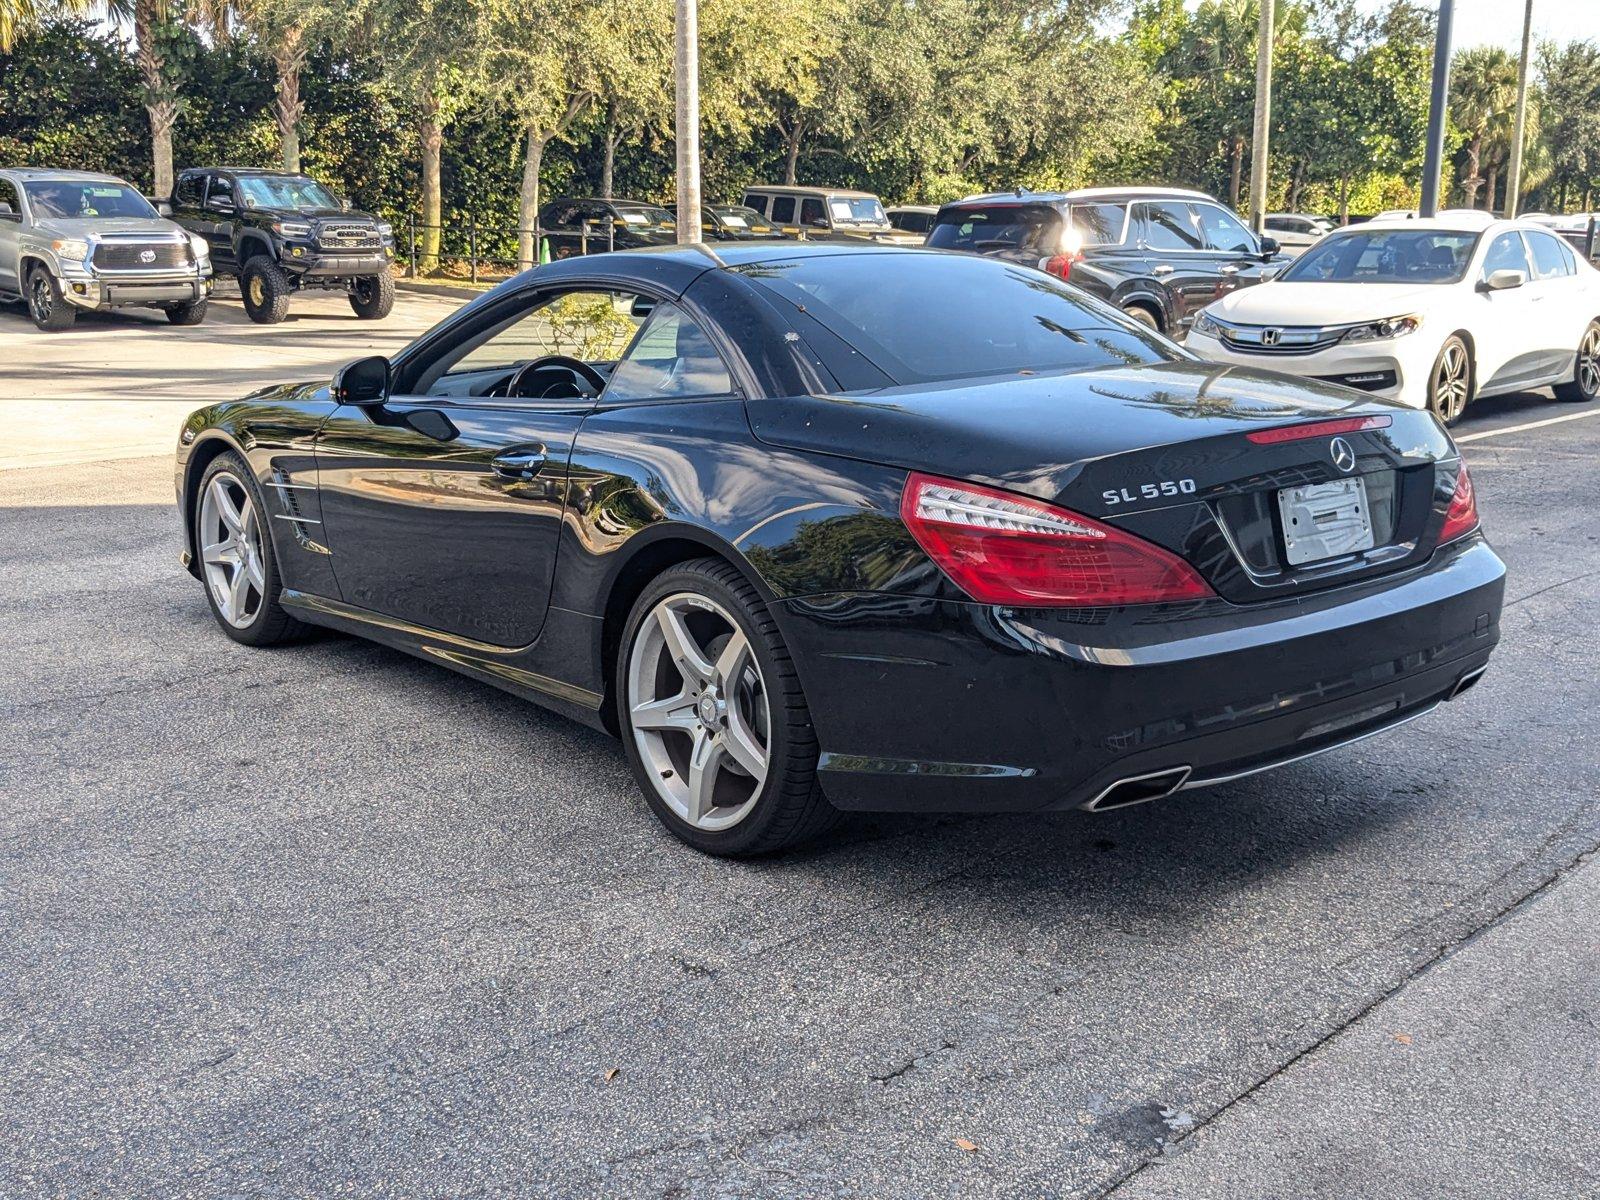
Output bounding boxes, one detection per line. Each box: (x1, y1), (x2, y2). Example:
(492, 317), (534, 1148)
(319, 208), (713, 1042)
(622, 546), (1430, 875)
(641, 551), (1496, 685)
(1278, 477), (1375, 566)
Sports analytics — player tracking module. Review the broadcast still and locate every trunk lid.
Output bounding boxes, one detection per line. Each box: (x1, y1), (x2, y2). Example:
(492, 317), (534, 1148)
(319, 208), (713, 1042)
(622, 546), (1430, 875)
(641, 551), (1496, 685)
(747, 361), (1459, 603)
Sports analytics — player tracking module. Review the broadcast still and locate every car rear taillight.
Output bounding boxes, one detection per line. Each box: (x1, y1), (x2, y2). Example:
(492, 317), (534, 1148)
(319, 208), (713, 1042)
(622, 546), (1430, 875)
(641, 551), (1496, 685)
(899, 473), (1215, 607)
(1038, 252), (1080, 280)
(1438, 461), (1479, 545)
(1245, 415), (1393, 444)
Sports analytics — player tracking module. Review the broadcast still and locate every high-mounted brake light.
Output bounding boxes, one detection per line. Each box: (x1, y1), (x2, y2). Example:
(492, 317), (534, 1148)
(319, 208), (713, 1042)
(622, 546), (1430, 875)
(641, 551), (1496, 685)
(1438, 460), (1479, 545)
(1245, 415), (1393, 444)
(899, 473), (1215, 607)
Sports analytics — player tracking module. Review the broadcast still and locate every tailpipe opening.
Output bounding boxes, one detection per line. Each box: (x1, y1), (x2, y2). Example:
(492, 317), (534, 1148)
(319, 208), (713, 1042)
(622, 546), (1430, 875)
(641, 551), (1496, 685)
(1085, 766), (1193, 812)
(1447, 666), (1487, 701)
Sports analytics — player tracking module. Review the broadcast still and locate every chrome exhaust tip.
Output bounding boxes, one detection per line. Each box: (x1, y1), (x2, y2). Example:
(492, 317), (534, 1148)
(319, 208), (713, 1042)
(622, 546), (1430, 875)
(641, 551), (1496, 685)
(1085, 765), (1193, 812)
(1447, 666), (1487, 701)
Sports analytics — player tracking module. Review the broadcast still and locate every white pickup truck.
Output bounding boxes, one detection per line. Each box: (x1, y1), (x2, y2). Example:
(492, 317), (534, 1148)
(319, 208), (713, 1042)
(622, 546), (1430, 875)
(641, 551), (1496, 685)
(0, 168), (212, 332)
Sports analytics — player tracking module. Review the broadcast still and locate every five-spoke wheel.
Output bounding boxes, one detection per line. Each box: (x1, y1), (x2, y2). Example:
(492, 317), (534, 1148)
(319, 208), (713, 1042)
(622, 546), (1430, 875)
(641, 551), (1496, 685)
(199, 471), (265, 628)
(1555, 320), (1600, 403)
(1428, 335), (1472, 425)
(617, 559), (836, 856)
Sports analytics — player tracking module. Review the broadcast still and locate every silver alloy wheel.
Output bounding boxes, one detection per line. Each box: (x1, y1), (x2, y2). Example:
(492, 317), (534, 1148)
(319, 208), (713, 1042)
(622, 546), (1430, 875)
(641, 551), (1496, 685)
(1579, 325), (1600, 396)
(29, 274), (52, 323)
(198, 473), (266, 628)
(626, 593), (771, 832)
(1431, 341), (1470, 423)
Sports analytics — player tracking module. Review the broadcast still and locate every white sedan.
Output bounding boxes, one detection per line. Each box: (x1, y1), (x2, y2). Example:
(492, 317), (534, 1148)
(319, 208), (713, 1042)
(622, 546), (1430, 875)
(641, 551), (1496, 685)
(1186, 217), (1600, 423)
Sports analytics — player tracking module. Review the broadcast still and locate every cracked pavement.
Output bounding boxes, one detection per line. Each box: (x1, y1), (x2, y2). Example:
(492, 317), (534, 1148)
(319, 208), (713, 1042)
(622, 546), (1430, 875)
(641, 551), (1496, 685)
(1, 385), (1598, 1197)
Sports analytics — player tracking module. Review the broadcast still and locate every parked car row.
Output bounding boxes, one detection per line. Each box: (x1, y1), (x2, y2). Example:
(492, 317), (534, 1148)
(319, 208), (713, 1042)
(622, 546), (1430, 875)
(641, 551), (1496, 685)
(0, 164), (395, 330)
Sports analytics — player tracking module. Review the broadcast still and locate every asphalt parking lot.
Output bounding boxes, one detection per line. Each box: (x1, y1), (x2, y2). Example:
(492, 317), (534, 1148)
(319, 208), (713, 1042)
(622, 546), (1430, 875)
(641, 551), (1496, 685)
(3, 299), (1599, 1197)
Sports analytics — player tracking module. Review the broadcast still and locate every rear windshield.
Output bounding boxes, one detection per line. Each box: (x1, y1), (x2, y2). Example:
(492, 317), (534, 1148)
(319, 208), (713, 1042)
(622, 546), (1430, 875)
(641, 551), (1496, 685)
(927, 205), (1060, 253)
(736, 251), (1179, 386)
(1281, 228), (1479, 284)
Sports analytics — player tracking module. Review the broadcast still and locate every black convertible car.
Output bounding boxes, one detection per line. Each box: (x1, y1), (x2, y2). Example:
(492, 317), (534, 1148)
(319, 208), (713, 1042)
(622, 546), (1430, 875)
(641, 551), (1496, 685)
(175, 244), (1504, 855)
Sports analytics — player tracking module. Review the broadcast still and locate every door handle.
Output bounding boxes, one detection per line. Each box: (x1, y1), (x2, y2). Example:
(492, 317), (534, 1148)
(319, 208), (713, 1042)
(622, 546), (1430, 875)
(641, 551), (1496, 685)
(1219, 264), (1241, 275)
(1152, 264), (1174, 276)
(491, 445), (547, 480)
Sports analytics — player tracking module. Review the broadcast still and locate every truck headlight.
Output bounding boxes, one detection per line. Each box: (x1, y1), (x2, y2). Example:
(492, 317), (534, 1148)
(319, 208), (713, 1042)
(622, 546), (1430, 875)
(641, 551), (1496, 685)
(51, 238), (91, 262)
(273, 220), (314, 239)
(187, 233), (210, 261)
(1342, 315), (1421, 343)
(377, 221), (393, 238)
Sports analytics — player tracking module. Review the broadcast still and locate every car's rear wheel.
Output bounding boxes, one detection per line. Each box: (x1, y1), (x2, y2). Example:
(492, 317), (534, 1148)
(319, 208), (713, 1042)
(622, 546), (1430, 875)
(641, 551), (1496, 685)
(240, 259), (291, 324)
(165, 297), (208, 325)
(618, 559), (837, 856)
(27, 267), (75, 332)
(349, 272), (395, 319)
(1122, 303), (1160, 332)
(1553, 320), (1600, 403)
(1428, 335), (1473, 425)
(194, 453), (307, 646)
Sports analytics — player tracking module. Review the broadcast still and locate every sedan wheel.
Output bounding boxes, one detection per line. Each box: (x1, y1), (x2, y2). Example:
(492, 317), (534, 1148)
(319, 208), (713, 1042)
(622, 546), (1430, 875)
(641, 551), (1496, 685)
(1554, 320), (1600, 403)
(618, 559), (837, 856)
(1428, 337), (1472, 425)
(627, 593), (771, 832)
(199, 472), (266, 628)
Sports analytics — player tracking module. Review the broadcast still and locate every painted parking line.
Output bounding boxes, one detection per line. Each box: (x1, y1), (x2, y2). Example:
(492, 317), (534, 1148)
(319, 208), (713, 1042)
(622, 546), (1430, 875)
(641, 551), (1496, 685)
(1456, 407), (1600, 443)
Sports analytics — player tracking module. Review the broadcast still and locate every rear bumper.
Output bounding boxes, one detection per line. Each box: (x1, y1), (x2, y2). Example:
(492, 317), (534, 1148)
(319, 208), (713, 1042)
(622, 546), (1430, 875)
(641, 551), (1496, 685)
(782, 537), (1505, 813)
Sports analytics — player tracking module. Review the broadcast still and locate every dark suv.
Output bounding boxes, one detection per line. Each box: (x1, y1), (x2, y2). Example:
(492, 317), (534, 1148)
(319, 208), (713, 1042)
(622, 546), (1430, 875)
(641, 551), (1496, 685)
(537, 198), (679, 258)
(168, 167), (394, 323)
(927, 187), (1287, 336)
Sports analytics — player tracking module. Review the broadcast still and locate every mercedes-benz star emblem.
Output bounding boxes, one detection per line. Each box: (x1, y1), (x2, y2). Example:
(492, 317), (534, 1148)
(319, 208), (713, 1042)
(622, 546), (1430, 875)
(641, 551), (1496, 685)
(1261, 327), (1281, 347)
(1330, 436), (1357, 473)
(138, 249), (156, 263)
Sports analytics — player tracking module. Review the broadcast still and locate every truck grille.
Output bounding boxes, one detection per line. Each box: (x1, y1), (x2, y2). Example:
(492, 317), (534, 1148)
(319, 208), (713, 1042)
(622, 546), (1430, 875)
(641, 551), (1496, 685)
(92, 242), (191, 271)
(317, 223), (382, 251)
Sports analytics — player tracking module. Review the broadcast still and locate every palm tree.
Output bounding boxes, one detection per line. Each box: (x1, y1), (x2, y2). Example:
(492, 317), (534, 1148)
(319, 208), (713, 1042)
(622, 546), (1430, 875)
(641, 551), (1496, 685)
(1450, 46), (1519, 210)
(1, 0), (92, 51)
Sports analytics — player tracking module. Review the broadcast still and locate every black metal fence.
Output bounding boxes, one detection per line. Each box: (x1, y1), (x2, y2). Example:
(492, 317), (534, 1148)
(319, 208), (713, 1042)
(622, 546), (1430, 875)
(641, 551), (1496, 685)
(395, 217), (618, 282)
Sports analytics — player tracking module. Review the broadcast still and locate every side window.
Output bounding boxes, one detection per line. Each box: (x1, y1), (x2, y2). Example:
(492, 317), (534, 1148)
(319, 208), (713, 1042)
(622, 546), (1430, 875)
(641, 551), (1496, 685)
(1138, 202), (1203, 251)
(1481, 232), (1531, 278)
(544, 204), (580, 230)
(1195, 204), (1257, 253)
(0, 178), (20, 216)
(741, 193), (768, 216)
(1527, 231), (1572, 279)
(412, 290), (647, 395)
(800, 197), (827, 227)
(604, 303), (734, 403)
(204, 176), (234, 209)
(770, 196), (796, 223)
(1559, 239), (1578, 274)
(173, 173), (203, 207)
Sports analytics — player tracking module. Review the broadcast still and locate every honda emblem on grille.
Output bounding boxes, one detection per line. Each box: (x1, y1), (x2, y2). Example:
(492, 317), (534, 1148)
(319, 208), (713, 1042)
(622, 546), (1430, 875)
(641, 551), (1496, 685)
(1261, 327), (1282, 347)
(1330, 437), (1357, 473)
(139, 249), (156, 263)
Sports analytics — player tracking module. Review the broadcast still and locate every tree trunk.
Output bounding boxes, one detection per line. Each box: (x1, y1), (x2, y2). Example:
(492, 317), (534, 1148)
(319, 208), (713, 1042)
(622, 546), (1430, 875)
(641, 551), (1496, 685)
(783, 119), (804, 186)
(273, 26), (307, 174)
(1338, 175), (1351, 223)
(1484, 166), (1498, 213)
(1460, 137), (1484, 208)
(519, 127), (549, 268)
(1227, 134), (1244, 211)
(133, 0), (176, 198)
(601, 101), (618, 200)
(419, 94), (443, 274)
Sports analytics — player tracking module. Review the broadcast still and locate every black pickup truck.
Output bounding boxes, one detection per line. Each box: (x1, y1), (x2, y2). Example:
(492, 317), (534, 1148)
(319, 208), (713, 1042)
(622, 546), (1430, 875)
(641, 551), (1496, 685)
(167, 167), (394, 323)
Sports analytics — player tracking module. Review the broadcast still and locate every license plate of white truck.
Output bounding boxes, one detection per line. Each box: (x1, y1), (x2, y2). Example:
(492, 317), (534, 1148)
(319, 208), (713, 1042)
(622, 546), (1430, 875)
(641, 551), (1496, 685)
(1277, 477), (1375, 566)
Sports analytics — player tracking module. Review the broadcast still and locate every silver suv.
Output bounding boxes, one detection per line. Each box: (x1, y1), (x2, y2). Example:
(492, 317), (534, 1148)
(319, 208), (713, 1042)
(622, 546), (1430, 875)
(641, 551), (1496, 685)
(0, 168), (213, 331)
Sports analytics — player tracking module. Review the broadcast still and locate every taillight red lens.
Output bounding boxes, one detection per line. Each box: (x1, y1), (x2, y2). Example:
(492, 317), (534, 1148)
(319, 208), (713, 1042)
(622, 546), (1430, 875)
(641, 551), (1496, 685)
(1038, 252), (1079, 280)
(899, 472), (1215, 607)
(1439, 460), (1479, 544)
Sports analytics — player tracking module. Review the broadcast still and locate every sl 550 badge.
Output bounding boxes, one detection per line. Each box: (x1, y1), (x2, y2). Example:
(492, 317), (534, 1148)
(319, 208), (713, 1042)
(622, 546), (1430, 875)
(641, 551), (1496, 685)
(1103, 478), (1198, 506)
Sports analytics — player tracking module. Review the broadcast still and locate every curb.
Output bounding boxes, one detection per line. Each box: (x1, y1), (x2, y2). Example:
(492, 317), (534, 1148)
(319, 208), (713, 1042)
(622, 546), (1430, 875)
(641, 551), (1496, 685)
(395, 280), (489, 301)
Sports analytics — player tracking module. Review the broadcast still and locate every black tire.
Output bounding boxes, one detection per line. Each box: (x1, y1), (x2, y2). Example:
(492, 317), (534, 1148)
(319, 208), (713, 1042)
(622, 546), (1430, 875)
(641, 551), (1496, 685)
(1427, 335), (1473, 426)
(616, 558), (839, 857)
(193, 452), (309, 647)
(349, 272), (395, 319)
(1553, 319), (1600, 403)
(1122, 303), (1160, 332)
(240, 259), (292, 324)
(27, 266), (76, 332)
(165, 296), (208, 326)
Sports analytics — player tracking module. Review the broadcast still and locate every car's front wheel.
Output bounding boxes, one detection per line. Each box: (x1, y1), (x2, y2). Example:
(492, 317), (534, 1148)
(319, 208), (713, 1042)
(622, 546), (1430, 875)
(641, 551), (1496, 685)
(194, 453), (307, 646)
(349, 272), (395, 319)
(240, 259), (292, 324)
(1427, 335), (1473, 425)
(1553, 319), (1600, 403)
(617, 559), (837, 856)
(165, 297), (208, 326)
(27, 266), (75, 332)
